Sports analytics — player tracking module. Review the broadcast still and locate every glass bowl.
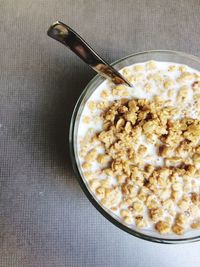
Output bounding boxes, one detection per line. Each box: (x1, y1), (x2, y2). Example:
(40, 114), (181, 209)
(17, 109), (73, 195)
(69, 50), (200, 244)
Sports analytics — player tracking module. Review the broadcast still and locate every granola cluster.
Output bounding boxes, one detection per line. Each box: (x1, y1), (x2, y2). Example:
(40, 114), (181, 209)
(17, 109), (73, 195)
(78, 62), (200, 235)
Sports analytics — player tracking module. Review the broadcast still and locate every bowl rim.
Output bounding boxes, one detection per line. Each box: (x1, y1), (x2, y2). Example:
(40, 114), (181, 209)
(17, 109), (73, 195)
(69, 49), (200, 244)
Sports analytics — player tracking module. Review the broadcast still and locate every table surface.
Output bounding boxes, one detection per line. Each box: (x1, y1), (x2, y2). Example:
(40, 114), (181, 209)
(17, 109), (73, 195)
(1, 0), (200, 266)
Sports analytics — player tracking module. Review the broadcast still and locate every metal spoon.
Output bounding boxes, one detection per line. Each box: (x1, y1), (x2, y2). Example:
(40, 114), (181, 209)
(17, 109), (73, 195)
(47, 21), (132, 87)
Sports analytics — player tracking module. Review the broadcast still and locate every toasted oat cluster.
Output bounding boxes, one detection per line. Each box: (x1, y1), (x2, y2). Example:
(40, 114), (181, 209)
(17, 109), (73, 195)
(78, 61), (200, 235)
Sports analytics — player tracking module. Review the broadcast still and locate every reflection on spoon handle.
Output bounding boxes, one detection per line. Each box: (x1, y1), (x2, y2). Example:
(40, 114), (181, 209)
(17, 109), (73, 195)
(47, 21), (132, 87)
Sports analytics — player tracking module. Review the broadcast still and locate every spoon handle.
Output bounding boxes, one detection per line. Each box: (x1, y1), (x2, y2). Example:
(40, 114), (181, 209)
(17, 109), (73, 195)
(47, 21), (132, 87)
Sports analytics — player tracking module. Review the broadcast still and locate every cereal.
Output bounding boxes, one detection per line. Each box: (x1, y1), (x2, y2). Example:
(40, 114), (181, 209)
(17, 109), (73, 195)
(82, 116), (91, 124)
(146, 60), (157, 70)
(177, 72), (194, 83)
(97, 154), (110, 164)
(101, 188), (121, 208)
(149, 208), (164, 222)
(168, 89), (175, 97)
(78, 61), (200, 235)
(168, 65), (177, 72)
(130, 73), (145, 82)
(155, 221), (171, 234)
(175, 213), (188, 226)
(120, 209), (131, 218)
(191, 193), (200, 205)
(172, 224), (184, 235)
(178, 197), (190, 211)
(132, 201), (144, 214)
(90, 179), (101, 190)
(163, 79), (174, 89)
(177, 85), (189, 103)
(144, 83), (152, 92)
(179, 66), (187, 72)
(96, 187), (105, 198)
(192, 81), (200, 90)
(82, 162), (92, 170)
(124, 216), (132, 224)
(85, 149), (97, 162)
(87, 101), (96, 111)
(135, 216), (148, 228)
(134, 65), (145, 72)
(83, 171), (93, 181)
(100, 90), (110, 99)
(191, 218), (200, 229)
(138, 145), (148, 156)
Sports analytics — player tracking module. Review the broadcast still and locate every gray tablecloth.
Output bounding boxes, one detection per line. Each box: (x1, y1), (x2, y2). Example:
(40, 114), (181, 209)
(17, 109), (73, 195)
(1, 0), (200, 266)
